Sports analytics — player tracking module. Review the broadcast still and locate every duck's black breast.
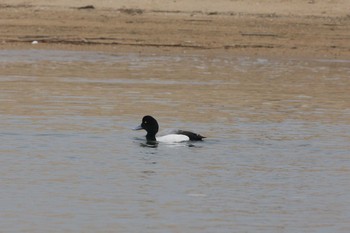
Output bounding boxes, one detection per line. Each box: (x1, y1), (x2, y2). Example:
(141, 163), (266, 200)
(175, 130), (206, 141)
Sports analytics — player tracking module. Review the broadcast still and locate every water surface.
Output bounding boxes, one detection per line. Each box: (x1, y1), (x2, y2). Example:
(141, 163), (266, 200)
(0, 50), (350, 232)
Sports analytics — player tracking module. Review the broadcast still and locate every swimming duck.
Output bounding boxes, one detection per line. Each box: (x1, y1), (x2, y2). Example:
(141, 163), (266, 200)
(133, 115), (205, 143)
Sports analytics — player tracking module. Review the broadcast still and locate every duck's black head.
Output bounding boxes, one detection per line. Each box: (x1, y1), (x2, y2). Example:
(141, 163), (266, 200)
(133, 115), (159, 141)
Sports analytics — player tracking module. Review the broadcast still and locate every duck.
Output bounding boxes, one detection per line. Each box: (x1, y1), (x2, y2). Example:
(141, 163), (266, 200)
(133, 115), (206, 143)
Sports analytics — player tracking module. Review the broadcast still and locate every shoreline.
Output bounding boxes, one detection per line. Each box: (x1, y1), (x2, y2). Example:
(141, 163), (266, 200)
(0, 2), (349, 59)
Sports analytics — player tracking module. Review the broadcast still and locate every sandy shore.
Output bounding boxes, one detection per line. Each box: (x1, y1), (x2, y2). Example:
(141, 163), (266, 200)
(0, 0), (349, 59)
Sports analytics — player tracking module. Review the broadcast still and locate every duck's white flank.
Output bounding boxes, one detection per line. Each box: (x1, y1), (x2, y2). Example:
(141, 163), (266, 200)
(156, 134), (190, 143)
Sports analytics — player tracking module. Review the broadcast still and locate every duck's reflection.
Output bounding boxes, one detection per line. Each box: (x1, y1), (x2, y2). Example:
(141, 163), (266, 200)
(139, 141), (158, 148)
(138, 141), (203, 148)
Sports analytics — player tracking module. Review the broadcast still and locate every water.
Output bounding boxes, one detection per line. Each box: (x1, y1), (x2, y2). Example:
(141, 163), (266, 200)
(0, 50), (350, 232)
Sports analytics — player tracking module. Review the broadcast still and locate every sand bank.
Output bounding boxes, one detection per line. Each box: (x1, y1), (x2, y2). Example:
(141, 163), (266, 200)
(0, 0), (349, 58)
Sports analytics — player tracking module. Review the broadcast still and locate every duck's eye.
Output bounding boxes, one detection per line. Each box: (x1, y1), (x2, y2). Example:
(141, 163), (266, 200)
(144, 121), (147, 124)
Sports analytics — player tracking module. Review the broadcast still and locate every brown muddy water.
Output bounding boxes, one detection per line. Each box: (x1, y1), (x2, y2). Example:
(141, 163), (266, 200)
(0, 49), (350, 232)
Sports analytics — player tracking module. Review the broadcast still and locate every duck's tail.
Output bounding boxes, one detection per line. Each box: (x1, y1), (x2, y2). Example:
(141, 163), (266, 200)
(176, 130), (206, 141)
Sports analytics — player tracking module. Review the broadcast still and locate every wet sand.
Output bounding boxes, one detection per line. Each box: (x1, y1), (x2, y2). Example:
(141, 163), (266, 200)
(0, 0), (349, 59)
(1, 1), (350, 123)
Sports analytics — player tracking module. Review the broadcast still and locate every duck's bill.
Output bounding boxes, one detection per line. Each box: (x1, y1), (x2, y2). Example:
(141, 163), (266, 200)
(133, 125), (143, 130)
